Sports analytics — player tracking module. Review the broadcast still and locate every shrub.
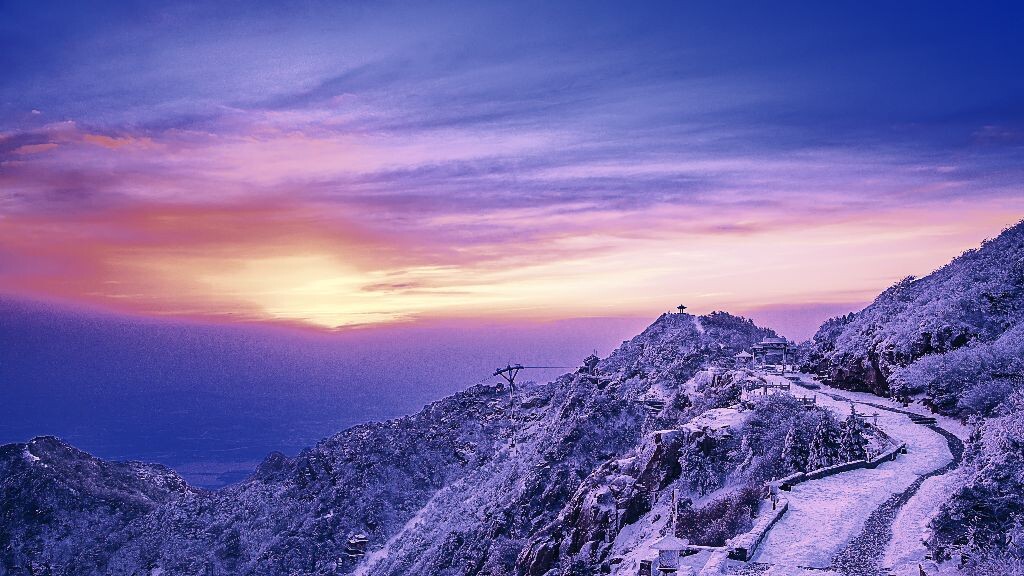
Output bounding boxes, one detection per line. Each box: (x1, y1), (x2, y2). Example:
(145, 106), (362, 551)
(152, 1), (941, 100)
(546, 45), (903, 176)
(675, 485), (762, 546)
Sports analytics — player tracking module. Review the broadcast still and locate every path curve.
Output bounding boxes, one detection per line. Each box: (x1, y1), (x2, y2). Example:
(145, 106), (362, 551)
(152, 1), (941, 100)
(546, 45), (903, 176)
(747, 374), (960, 575)
(831, 418), (963, 575)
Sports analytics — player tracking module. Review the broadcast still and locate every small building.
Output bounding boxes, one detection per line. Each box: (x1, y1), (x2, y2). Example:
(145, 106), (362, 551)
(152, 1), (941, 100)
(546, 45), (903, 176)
(752, 337), (790, 371)
(580, 353), (614, 388)
(344, 534), (369, 558)
(676, 304), (687, 314)
(733, 350), (753, 367)
(651, 534), (688, 573)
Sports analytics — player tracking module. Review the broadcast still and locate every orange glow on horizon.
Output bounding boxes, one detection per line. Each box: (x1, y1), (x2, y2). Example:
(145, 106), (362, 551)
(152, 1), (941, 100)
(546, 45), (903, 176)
(3, 119), (1022, 330)
(1, 196), (1019, 329)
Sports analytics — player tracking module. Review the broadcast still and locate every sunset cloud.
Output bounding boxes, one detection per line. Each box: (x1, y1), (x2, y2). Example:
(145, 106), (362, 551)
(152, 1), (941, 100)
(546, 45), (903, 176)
(2, 2), (1023, 330)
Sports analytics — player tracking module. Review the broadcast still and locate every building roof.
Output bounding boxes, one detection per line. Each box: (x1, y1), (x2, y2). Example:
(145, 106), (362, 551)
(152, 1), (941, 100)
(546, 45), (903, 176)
(651, 535), (688, 550)
(760, 337), (788, 344)
(735, 351), (753, 358)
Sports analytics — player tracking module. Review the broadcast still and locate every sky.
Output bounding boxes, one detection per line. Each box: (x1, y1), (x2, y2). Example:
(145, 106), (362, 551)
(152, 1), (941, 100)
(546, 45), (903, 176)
(2, 1), (1024, 336)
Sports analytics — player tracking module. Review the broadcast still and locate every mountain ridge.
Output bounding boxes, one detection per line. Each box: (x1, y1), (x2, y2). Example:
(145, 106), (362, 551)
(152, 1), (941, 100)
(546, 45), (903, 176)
(7, 221), (1024, 575)
(1, 311), (782, 575)
(805, 219), (1024, 414)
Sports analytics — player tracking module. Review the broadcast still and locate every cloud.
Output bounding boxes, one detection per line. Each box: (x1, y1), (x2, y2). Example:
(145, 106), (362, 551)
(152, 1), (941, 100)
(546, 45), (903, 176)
(82, 133), (155, 150)
(2, 2), (1024, 327)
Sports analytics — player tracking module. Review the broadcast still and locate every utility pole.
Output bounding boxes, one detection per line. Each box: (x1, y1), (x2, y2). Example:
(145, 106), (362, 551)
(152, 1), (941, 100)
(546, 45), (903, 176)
(494, 363), (524, 452)
(492, 363), (574, 455)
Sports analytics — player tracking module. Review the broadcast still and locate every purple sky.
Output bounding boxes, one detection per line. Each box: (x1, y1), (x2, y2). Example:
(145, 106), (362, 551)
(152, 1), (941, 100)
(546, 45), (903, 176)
(1, 2), (1022, 335)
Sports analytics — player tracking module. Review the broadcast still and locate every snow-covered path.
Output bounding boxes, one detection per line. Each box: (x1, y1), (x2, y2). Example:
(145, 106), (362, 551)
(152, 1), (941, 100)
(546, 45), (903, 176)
(748, 374), (956, 575)
(832, 423), (962, 576)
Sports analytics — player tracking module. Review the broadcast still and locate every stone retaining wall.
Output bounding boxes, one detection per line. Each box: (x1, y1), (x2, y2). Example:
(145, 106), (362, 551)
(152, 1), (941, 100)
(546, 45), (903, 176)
(727, 497), (790, 561)
(697, 497), (790, 574)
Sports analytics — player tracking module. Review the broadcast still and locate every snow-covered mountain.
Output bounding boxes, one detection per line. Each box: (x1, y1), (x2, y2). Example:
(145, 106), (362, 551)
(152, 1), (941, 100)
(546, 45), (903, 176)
(6, 222), (1024, 575)
(806, 219), (1024, 414)
(805, 220), (1024, 573)
(0, 437), (194, 572)
(2, 312), (806, 575)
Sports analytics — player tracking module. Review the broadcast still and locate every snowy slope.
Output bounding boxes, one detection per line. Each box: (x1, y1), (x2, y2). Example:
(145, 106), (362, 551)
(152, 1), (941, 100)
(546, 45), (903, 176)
(803, 221), (1024, 573)
(806, 219), (1024, 405)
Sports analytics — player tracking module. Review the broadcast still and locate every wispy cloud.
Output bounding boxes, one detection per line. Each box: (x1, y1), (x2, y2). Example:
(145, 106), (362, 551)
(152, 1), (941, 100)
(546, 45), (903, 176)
(1, 1), (1023, 327)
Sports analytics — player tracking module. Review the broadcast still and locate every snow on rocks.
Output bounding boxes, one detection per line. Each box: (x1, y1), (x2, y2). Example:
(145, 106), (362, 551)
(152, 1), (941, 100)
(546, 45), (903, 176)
(681, 407), (746, 434)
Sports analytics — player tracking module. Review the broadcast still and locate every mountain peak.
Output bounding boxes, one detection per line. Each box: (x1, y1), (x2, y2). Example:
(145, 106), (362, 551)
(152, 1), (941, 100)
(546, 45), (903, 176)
(0, 309), (788, 575)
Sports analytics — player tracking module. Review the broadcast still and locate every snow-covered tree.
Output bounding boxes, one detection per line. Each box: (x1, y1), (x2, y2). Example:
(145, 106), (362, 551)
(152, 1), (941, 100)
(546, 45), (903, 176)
(839, 407), (868, 462)
(680, 438), (719, 496)
(807, 416), (842, 470)
(780, 425), (808, 474)
(932, 400), (1024, 565)
(676, 485), (761, 546)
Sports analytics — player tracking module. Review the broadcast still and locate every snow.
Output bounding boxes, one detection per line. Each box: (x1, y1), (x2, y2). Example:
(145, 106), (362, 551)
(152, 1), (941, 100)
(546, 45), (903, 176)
(23, 447), (40, 463)
(749, 374), (954, 571)
(884, 468), (965, 571)
(652, 534), (689, 549)
(681, 407), (745, 433)
(788, 378), (971, 442)
(610, 491), (674, 574)
(611, 480), (724, 576)
(351, 489), (444, 576)
(753, 464), (903, 567)
(746, 566), (839, 576)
